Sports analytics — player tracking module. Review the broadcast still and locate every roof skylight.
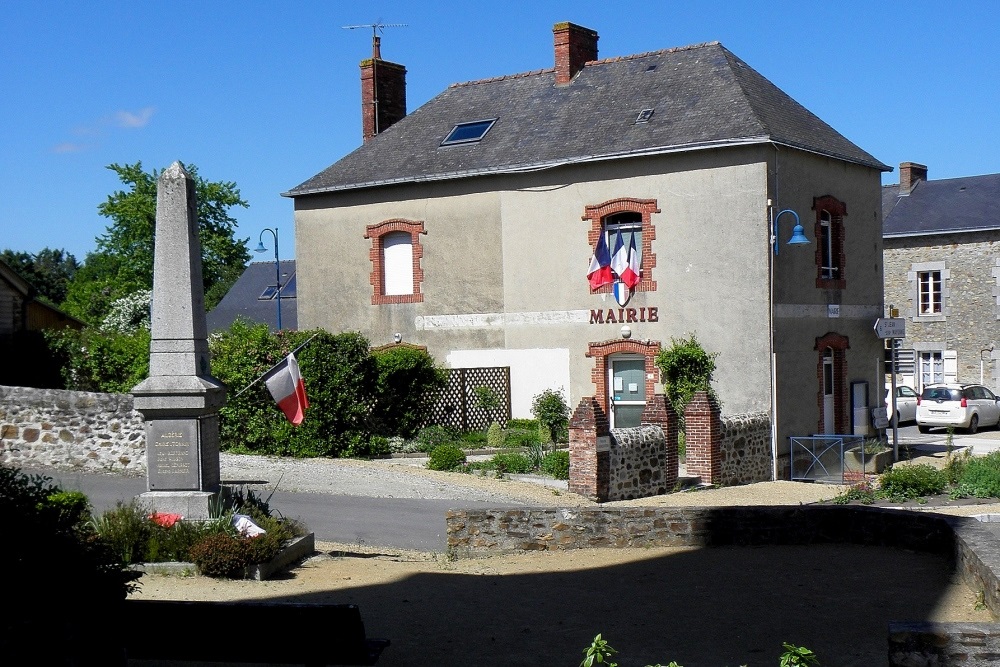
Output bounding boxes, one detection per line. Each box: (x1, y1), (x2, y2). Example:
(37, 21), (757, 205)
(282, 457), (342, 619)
(441, 118), (497, 146)
(635, 109), (654, 124)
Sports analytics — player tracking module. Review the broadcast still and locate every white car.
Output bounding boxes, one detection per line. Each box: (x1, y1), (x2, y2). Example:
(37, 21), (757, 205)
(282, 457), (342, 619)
(885, 385), (918, 425)
(916, 383), (1000, 434)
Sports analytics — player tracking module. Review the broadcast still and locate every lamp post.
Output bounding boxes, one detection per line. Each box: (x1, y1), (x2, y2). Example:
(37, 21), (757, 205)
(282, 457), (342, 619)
(768, 205), (811, 480)
(255, 227), (281, 331)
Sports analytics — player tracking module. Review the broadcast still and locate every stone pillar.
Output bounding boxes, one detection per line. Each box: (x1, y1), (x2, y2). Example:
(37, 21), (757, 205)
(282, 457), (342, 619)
(568, 396), (609, 501)
(641, 393), (679, 488)
(131, 162), (226, 519)
(684, 391), (721, 484)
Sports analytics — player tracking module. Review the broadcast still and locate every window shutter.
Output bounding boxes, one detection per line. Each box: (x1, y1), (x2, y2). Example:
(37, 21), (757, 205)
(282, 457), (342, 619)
(383, 232), (414, 296)
(943, 350), (958, 383)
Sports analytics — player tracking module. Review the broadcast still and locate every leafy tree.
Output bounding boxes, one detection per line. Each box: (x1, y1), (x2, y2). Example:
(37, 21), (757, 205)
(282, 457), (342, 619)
(62, 161), (250, 324)
(0, 247), (79, 305)
(654, 334), (719, 420)
(532, 388), (570, 448)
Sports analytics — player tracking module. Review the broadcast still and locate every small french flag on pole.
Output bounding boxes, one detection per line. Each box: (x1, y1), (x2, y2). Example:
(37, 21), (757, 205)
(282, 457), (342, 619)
(264, 353), (309, 425)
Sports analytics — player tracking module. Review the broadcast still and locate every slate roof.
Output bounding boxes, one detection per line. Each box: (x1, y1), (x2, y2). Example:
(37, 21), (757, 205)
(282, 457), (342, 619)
(882, 172), (1000, 237)
(206, 260), (297, 332)
(286, 41), (887, 197)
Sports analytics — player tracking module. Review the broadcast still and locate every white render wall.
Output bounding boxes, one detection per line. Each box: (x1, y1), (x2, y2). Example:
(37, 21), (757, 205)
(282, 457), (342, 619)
(446, 347), (571, 419)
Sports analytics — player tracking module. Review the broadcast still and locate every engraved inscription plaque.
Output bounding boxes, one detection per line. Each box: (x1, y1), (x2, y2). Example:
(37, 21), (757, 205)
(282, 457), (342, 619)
(148, 420), (200, 490)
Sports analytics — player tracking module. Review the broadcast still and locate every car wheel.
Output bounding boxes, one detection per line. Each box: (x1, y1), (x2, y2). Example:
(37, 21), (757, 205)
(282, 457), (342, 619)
(968, 414), (979, 435)
(918, 424), (931, 434)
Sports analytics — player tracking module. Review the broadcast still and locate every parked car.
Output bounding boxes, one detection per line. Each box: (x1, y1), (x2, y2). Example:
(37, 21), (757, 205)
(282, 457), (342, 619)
(916, 383), (1000, 434)
(885, 384), (918, 425)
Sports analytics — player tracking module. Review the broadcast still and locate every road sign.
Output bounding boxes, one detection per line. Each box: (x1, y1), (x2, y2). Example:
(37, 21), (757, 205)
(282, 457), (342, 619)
(874, 317), (905, 339)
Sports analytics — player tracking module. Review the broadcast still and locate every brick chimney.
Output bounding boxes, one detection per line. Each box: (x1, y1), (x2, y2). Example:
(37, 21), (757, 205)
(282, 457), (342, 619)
(553, 22), (598, 85)
(899, 162), (928, 194)
(360, 35), (407, 143)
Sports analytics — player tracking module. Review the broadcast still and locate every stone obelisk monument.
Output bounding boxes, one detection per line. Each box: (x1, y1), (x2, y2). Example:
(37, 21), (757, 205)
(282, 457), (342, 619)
(132, 162), (226, 519)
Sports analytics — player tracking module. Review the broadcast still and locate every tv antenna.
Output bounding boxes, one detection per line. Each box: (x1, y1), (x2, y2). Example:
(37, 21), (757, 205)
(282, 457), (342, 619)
(342, 21), (408, 136)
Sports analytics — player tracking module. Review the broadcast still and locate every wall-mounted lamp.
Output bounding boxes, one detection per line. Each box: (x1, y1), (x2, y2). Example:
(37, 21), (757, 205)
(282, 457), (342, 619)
(393, 332), (402, 344)
(620, 325), (631, 339)
(770, 208), (810, 256)
(254, 227), (282, 330)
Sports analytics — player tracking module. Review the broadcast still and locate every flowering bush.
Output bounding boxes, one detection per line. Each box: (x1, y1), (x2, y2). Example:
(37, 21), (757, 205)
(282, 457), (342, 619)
(101, 289), (152, 333)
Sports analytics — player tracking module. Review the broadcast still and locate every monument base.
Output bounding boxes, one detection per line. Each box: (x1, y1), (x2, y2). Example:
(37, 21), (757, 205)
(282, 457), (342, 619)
(139, 491), (219, 521)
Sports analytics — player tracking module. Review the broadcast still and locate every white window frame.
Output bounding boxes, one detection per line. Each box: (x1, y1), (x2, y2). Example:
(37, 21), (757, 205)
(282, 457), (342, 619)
(382, 231), (414, 296)
(907, 261), (948, 322)
(819, 210), (836, 280)
(603, 212), (642, 267)
(917, 270), (942, 316)
(916, 348), (957, 391)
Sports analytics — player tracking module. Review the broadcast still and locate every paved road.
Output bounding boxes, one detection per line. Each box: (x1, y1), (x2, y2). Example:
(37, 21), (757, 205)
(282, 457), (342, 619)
(891, 422), (1000, 456)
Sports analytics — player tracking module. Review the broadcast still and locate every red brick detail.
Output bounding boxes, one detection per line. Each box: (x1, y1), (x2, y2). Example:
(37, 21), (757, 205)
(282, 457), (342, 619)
(553, 22), (598, 85)
(815, 332), (850, 434)
(813, 195), (847, 290)
(568, 396), (610, 501)
(586, 338), (662, 420)
(583, 198), (660, 293)
(684, 391), (722, 484)
(364, 219), (426, 305)
(360, 55), (407, 142)
(641, 393), (679, 486)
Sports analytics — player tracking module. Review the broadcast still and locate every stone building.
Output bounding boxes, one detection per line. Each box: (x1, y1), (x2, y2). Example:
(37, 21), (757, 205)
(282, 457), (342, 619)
(284, 22), (888, 474)
(883, 163), (1000, 392)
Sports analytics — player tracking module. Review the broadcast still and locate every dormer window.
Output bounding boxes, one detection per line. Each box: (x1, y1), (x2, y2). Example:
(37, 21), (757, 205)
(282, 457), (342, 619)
(441, 119), (497, 146)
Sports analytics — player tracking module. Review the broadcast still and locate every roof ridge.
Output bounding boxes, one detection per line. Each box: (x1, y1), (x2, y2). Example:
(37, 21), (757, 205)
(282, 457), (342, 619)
(450, 68), (554, 88)
(584, 41), (721, 67)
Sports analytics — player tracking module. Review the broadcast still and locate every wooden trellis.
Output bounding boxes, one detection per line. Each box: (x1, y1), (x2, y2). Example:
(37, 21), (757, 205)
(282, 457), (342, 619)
(424, 366), (511, 432)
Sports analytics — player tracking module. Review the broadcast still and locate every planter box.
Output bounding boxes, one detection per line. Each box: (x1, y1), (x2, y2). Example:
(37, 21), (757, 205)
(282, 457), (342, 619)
(131, 532), (315, 580)
(845, 448), (891, 474)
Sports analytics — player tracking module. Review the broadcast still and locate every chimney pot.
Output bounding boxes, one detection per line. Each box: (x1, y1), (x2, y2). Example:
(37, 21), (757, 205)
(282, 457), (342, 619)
(899, 162), (928, 194)
(553, 22), (598, 85)
(360, 49), (407, 143)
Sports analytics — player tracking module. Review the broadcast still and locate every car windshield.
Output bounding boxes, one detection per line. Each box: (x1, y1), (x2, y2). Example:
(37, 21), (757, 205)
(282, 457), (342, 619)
(921, 387), (962, 401)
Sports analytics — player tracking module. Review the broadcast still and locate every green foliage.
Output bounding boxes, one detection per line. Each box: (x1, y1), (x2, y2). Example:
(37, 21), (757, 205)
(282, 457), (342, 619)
(780, 642), (820, 666)
(370, 345), (448, 438)
(45, 490), (92, 525)
(486, 422), (505, 449)
(427, 443), (467, 471)
(879, 463), (947, 501)
(833, 480), (876, 505)
(0, 247), (79, 305)
(506, 418), (539, 431)
(944, 447), (972, 486)
(189, 533), (251, 578)
(955, 451), (1000, 498)
(474, 385), (501, 419)
(654, 334), (718, 418)
(46, 325), (150, 392)
(541, 451), (570, 480)
(532, 388), (570, 445)
(489, 451), (534, 474)
(101, 289), (152, 333)
(581, 634), (617, 667)
(1, 463), (138, 662)
(579, 634), (818, 667)
(343, 435), (392, 459)
(416, 425), (462, 453)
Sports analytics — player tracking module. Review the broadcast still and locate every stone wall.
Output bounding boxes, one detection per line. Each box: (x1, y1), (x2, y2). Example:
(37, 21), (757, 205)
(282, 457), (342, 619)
(608, 425), (668, 500)
(0, 385), (145, 472)
(719, 412), (771, 485)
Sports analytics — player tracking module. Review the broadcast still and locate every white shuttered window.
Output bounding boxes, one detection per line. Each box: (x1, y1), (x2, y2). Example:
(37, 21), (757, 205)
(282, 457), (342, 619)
(382, 232), (414, 296)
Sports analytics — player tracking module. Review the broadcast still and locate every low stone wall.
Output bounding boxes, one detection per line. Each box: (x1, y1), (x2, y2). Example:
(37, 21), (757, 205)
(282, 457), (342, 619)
(608, 425), (668, 500)
(0, 385), (145, 473)
(889, 622), (1000, 667)
(719, 412), (771, 485)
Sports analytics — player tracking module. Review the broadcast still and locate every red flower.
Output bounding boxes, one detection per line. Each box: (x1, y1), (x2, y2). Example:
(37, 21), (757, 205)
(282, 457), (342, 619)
(149, 512), (183, 528)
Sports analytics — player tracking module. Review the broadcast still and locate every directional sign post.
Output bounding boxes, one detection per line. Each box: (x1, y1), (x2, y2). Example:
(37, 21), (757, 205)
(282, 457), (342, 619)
(875, 317), (906, 460)
(874, 317), (905, 339)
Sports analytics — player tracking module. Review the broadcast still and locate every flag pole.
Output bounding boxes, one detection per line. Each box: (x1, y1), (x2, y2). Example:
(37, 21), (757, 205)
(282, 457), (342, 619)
(231, 333), (320, 400)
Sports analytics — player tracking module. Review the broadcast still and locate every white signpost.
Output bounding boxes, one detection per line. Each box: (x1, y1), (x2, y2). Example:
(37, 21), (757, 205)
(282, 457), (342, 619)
(875, 317), (906, 460)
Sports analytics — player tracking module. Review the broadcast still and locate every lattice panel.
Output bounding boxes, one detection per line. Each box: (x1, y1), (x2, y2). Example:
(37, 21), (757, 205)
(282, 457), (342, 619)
(424, 367), (511, 432)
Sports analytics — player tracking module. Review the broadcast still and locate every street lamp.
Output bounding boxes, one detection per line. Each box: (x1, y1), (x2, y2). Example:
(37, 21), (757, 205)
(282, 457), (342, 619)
(254, 227), (282, 331)
(768, 205), (811, 480)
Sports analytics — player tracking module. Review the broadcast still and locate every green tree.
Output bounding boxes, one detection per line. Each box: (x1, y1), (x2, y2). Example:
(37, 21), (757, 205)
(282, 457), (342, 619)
(0, 247), (79, 305)
(62, 161), (250, 324)
(654, 334), (719, 419)
(532, 388), (570, 449)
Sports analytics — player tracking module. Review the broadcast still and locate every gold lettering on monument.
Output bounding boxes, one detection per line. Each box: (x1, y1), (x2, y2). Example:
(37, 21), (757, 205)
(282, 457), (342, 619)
(153, 430), (192, 475)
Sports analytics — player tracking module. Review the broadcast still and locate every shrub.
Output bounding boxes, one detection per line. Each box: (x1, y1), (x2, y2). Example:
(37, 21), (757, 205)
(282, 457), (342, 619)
(944, 447), (972, 486)
(189, 533), (251, 578)
(460, 430), (488, 447)
(344, 435), (392, 459)
(486, 422), (505, 449)
(956, 451), (1000, 498)
(489, 452), (534, 474)
(371, 345), (448, 438)
(878, 463), (946, 501)
(45, 490), (92, 525)
(654, 334), (718, 421)
(427, 443), (467, 471)
(541, 451), (570, 480)
(506, 423), (543, 448)
(532, 388), (570, 445)
(507, 418), (539, 431)
(46, 325), (151, 392)
(416, 425), (462, 452)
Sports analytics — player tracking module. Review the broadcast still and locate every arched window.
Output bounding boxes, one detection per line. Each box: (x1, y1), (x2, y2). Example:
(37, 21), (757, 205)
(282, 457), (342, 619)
(364, 219), (426, 305)
(583, 198), (660, 293)
(382, 232), (413, 296)
(812, 195), (846, 289)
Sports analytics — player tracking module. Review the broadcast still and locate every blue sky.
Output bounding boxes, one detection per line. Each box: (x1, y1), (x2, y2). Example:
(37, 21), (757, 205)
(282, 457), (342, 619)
(3, 1), (998, 262)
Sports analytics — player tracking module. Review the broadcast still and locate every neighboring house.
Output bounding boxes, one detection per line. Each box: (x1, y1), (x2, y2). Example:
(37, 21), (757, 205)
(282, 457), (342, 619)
(206, 260), (297, 332)
(284, 22), (888, 473)
(883, 162), (1000, 393)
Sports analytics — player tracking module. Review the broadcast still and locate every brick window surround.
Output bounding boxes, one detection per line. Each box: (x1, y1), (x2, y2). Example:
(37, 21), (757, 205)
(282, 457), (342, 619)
(587, 338), (662, 420)
(812, 195), (846, 290)
(815, 332), (849, 434)
(583, 198), (660, 293)
(364, 219), (426, 305)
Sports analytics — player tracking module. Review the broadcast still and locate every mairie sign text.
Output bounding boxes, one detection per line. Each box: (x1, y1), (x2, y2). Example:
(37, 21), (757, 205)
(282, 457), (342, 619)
(590, 307), (659, 324)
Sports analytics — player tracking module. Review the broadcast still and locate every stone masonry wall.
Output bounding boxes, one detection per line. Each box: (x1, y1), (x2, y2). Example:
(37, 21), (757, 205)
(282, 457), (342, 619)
(0, 385), (145, 472)
(719, 412), (771, 485)
(608, 425), (667, 500)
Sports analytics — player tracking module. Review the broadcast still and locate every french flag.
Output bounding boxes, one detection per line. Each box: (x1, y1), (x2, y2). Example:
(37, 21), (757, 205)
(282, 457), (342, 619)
(610, 230), (629, 282)
(619, 233), (641, 289)
(587, 230), (613, 290)
(264, 353), (309, 425)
